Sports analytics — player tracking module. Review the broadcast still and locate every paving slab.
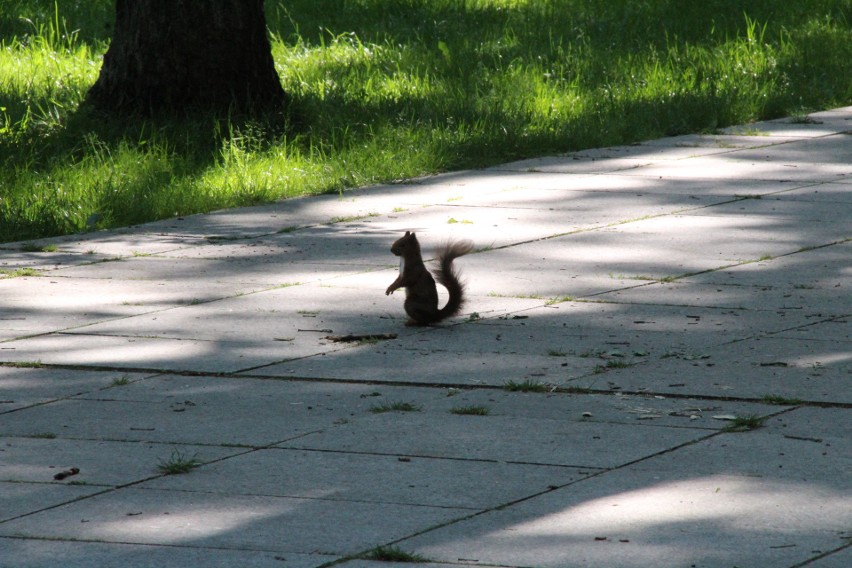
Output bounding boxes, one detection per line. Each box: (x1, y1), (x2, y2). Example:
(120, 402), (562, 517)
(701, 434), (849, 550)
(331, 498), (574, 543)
(399, 411), (851, 568)
(420, 388), (786, 431)
(0, 274), (238, 338)
(149, 238), (304, 261)
(149, 229), (389, 267)
(0, 376), (412, 446)
(0, 333), (284, 373)
(743, 106), (852, 132)
(720, 112), (852, 138)
(141, 447), (592, 510)
(281, 409), (718, 469)
(332, 203), (587, 249)
(0, 437), (241, 487)
(804, 548), (852, 568)
(586, 213), (834, 270)
(58, 283), (401, 342)
(498, 136), (829, 175)
(49, 253), (354, 288)
(132, 169), (646, 238)
(492, 297), (822, 348)
(403, 168), (606, 194)
(0, 367), (153, 412)
(773, 316), (851, 342)
(125, 189), (416, 238)
(262, 298), (838, 389)
(489, 220), (809, 288)
(0, 481), (105, 523)
(401, 473), (850, 568)
(591, 334), (851, 403)
(624, 406), (851, 482)
(463, 187), (733, 231)
(253, 316), (608, 386)
(0, 247), (120, 272)
(591, 280), (844, 314)
(618, 137), (852, 183)
(769, 182), (852, 203)
(0, 437), (241, 525)
(0, 538), (330, 568)
(682, 240), (851, 290)
(598, 246), (850, 314)
(3, 231), (207, 259)
(255, 346), (557, 386)
(683, 192), (852, 234)
(0, 487), (469, 556)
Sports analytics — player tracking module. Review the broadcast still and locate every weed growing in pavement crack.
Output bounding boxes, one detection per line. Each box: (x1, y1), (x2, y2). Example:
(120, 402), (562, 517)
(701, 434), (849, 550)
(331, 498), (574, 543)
(370, 402), (421, 413)
(761, 395), (804, 405)
(156, 449), (202, 475)
(450, 405), (490, 416)
(723, 415), (767, 432)
(503, 379), (548, 392)
(362, 546), (429, 563)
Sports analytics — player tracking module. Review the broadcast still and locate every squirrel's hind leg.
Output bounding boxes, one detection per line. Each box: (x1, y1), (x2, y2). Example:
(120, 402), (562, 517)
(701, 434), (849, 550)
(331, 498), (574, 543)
(403, 305), (436, 326)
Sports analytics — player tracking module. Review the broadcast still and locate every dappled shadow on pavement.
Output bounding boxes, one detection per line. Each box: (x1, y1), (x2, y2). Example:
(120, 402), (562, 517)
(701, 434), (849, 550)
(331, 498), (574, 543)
(0, 111), (850, 567)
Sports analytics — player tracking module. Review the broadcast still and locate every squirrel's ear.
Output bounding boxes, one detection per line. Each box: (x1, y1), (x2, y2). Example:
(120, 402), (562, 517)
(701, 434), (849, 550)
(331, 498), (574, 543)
(404, 230), (410, 236)
(410, 232), (416, 237)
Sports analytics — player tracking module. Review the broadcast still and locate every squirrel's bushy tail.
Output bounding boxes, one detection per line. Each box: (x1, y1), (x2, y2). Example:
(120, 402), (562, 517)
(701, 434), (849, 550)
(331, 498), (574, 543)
(433, 240), (474, 321)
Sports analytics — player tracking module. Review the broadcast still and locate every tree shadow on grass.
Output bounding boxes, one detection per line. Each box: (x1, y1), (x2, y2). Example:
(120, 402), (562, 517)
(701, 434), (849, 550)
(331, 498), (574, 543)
(2, 0), (851, 244)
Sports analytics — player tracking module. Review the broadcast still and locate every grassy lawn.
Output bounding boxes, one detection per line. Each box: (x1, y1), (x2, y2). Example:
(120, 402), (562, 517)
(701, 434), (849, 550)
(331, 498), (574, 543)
(1, 0), (851, 243)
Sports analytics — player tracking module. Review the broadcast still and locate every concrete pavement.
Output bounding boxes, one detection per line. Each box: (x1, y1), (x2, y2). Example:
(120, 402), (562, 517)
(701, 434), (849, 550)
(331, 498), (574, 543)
(1, 107), (850, 567)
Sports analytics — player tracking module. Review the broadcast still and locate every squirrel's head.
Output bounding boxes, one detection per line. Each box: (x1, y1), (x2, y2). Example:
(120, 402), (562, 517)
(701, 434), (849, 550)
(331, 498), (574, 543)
(390, 230), (419, 256)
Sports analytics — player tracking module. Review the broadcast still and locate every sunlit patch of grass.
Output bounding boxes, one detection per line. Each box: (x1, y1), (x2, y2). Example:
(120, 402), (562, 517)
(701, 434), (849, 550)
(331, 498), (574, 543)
(1, 360), (44, 368)
(0, 267), (43, 278)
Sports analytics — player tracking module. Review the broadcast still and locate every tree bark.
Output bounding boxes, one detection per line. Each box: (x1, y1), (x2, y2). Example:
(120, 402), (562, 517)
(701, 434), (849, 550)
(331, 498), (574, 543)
(86, 0), (286, 115)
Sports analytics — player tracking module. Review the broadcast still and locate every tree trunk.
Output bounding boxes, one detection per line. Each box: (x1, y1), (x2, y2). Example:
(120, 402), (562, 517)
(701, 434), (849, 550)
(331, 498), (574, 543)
(86, 0), (286, 115)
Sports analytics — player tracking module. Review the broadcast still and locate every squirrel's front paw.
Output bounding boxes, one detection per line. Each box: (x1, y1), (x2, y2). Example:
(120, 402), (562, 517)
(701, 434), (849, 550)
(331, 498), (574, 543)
(385, 288), (394, 295)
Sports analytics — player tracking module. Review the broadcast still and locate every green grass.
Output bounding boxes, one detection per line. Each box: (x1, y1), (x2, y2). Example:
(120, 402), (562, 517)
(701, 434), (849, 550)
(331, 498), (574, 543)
(2, 1), (852, 242)
(19, 242), (57, 252)
(361, 546), (429, 563)
(761, 395), (804, 406)
(156, 449), (203, 475)
(0, 267), (43, 278)
(593, 359), (635, 374)
(2, 360), (43, 367)
(109, 375), (132, 387)
(503, 379), (548, 392)
(450, 404), (491, 416)
(723, 414), (767, 432)
(370, 401), (422, 413)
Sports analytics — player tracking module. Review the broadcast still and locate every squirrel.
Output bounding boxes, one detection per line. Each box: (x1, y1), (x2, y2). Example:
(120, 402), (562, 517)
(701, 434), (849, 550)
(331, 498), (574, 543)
(385, 231), (474, 326)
